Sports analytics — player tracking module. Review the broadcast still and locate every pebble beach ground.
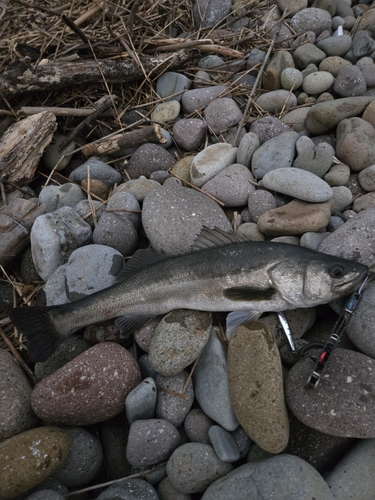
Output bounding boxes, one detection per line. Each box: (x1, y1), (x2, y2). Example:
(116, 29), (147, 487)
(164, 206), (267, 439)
(3, 0), (375, 499)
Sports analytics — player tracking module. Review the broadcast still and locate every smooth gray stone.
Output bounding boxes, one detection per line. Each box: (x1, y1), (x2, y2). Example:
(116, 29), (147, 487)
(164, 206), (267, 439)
(69, 157), (122, 188)
(317, 34), (353, 57)
(300, 231), (330, 250)
(75, 199), (105, 227)
(346, 283), (375, 358)
(92, 212), (139, 257)
(181, 85), (229, 114)
(334, 66), (367, 97)
(167, 443), (233, 494)
(173, 118), (207, 151)
(330, 186), (352, 213)
(204, 98), (242, 134)
(290, 7), (333, 35)
(193, 328), (239, 431)
(52, 427), (103, 488)
(156, 71), (192, 102)
(106, 191), (141, 229)
(126, 143), (175, 179)
(231, 426), (252, 459)
(190, 143), (238, 188)
(325, 439), (375, 500)
(198, 55), (225, 69)
(184, 409), (213, 445)
(193, 0), (231, 28)
(0, 349), (39, 441)
(248, 190), (277, 223)
(327, 215), (345, 231)
(65, 244), (124, 300)
(157, 477), (192, 500)
(44, 264), (69, 306)
(156, 371), (194, 428)
(293, 43), (327, 69)
(255, 90), (297, 114)
(251, 131), (299, 179)
(39, 183), (86, 212)
(201, 454), (333, 500)
(96, 478), (158, 500)
(236, 132), (260, 167)
(30, 207), (92, 281)
(125, 378), (157, 425)
(113, 178), (160, 203)
(250, 116), (291, 145)
(208, 425), (240, 462)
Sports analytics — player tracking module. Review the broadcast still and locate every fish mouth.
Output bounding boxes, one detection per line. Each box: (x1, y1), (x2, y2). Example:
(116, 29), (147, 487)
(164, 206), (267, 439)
(333, 269), (371, 295)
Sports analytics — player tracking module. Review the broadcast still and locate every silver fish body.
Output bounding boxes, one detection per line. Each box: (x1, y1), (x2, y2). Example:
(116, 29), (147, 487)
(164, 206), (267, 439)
(9, 230), (370, 362)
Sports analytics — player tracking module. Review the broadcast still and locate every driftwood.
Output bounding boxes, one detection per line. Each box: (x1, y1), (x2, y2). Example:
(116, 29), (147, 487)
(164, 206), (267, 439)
(0, 199), (46, 267)
(81, 124), (167, 156)
(0, 111), (57, 185)
(0, 50), (193, 98)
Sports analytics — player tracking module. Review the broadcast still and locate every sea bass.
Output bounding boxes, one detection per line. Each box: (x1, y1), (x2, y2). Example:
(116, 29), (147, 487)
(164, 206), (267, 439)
(9, 228), (370, 363)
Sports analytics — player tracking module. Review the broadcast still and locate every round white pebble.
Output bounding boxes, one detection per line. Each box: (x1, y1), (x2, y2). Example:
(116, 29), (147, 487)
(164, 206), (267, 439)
(280, 68), (303, 91)
(302, 71), (334, 95)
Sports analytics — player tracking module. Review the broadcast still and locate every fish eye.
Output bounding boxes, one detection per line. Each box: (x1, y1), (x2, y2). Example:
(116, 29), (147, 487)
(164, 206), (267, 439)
(329, 265), (345, 278)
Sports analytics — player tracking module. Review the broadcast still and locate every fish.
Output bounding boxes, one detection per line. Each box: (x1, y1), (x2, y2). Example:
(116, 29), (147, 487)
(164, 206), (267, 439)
(9, 228), (370, 363)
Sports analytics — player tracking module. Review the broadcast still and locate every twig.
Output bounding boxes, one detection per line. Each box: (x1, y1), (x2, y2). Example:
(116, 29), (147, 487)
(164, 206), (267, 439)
(156, 385), (189, 400)
(169, 171), (225, 207)
(0, 327), (37, 385)
(65, 461), (168, 497)
(233, 33), (276, 147)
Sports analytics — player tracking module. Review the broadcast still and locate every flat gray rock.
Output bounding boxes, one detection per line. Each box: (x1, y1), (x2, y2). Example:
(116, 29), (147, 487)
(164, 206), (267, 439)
(190, 143), (238, 188)
(208, 426), (240, 462)
(126, 143), (175, 179)
(261, 167), (333, 202)
(251, 131), (299, 180)
(125, 378), (157, 425)
(293, 149), (333, 178)
(286, 349), (375, 438)
(181, 86), (229, 114)
(142, 183), (231, 255)
(39, 184), (86, 212)
(201, 455), (333, 500)
(255, 90), (297, 114)
(318, 207), (375, 266)
(64, 244), (124, 301)
(156, 71), (192, 102)
(193, 328), (239, 431)
(69, 158), (122, 188)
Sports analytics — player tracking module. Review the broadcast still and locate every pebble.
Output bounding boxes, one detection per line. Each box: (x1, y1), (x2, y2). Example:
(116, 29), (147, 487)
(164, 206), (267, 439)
(105, 190), (141, 229)
(80, 178), (109, 199)
(172, 118), (206, 151)
(97, 478), (159, 500)
(69, 157), (122, 188)
(204, 98), (242, 134)
(261, 167), (333, 203)
(149, 309), (211, 375)
(255, 89), (297, 114)
(75, 199), (105, 226)
(30, 206), (92, 281)
(201, 454), (333, 500)
(0, 427), (70, 500)
(248, 190), (277, 223)
(92, 212), (139, 256)
(142, 183), (231, 255)
(324, 163), (351, 186)
(280, 67), (303, 90)
(281, 107), (310, 131)
(358, 164), (375, 191)
(262, 49), (294, 90)
(194, 328), (239, 431)
(0, 349), (39, 441)
(190, 143), (238, 188)
(346, 283), (375, 359)
(236, 222), (265, 241)
(319, 56), (352, 77)
(156, 371), (194, 427)
(31, 343), (141, 425)
(39, 183), (86, 212)
(193, 0), (231, 29)
(293, 149), (333, 178)
(325, 438), (375, 500)
(134, 318), (159, 352)
(257, 199), (332, 236)
(157, 477), (192, 500)
(336, 117), (375, 171)
(114, 177), (160, 202)
(151, 100), (180, 123)
(166, 443), (233, 494)
(334, 65), (367, 97)
(305, 96), (375, 135)
(126, 143), (175, 179)
(64, 244), (124, 300)
(290, 7), (332, 35)
(52, 426), (103, 488)
(156, 72), (192, 102)
(330, 185), (353, 213)
(249, 116), (291, 145)
(208, 425), (240, 462)
(286, 349), (375, 438)
(184, 409), (213, 445)
(201, 163), (256, 207)
(126, 419), (180, 467)
(251, 130), (299, 179)
(181, 85), (229, 114)
(25, 491), (65, 500)
(302, 70), (334, 95)
(353, 192), (375, 212)
(228, 322), (289, 454)
(293, 43), (327, 69)
(125, 377), (157, 425)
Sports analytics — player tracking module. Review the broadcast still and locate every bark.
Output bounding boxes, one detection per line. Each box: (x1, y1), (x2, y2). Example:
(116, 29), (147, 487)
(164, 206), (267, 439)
(0, 50), (193, 98)
(0, 111), (57, 185)
(0, 199), (46, 267)
(81, 124), (167, 156)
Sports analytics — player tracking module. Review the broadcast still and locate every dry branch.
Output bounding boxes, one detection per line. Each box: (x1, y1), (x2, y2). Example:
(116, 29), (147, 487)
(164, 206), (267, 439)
(81, 124), (166, 156)
(0, 51), (193, 98)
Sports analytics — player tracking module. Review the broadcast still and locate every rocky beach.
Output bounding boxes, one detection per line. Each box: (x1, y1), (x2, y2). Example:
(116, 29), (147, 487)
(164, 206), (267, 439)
(2, 0), (375, 498)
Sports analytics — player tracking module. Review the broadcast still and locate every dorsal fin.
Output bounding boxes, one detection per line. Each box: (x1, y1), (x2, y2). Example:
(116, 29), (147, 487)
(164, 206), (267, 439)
(115, 249), (165, 283)
(192, 226), (247, 251)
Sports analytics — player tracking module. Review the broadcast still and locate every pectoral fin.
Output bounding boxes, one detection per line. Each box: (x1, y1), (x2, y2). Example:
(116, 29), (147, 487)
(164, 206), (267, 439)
(223, 286), (276, 301)
(226, 310), (262, 339)
(114, 315), (153, 338)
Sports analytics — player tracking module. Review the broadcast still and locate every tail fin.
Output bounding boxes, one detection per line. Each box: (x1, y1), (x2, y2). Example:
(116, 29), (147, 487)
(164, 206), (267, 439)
(9, 306), (65, 363)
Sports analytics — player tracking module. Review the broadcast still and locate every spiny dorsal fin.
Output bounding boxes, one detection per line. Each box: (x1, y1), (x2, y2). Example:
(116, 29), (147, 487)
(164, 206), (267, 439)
(192, 226), (247, 251)
(115, 249), (165, 283)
